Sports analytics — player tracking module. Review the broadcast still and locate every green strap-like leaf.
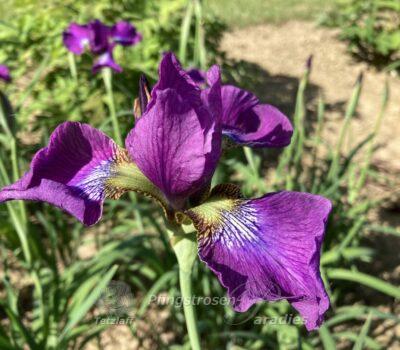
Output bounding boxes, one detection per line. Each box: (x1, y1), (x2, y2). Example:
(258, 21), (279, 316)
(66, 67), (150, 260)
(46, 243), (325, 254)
(327, 268), (400, 298)
(59, 265), (118, 341)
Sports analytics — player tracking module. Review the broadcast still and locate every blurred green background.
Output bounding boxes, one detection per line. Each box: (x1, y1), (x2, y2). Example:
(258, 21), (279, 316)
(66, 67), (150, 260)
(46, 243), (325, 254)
(0, 0), (399, 349)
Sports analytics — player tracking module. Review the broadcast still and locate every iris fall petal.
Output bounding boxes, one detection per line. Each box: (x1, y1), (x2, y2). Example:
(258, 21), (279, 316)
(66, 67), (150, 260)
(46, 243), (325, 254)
(0, 122), (162, 225)
(187, 185), (331, 330)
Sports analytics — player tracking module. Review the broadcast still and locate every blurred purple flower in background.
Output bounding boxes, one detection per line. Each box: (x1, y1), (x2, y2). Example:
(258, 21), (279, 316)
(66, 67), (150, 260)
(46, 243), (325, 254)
(63, 19), (142, 73)
(0, 65), (11, 82)
(88, 19), (111, 54)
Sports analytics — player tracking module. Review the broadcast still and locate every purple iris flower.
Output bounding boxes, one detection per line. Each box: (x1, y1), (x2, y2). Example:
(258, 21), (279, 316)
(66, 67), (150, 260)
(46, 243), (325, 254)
(0, 52), (331, 330)
(0, 65), (11, 82)
(63, 20), (142, 73)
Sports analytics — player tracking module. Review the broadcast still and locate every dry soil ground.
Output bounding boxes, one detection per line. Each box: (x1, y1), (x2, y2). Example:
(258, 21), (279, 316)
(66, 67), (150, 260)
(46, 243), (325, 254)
(221, 21), (400, 176)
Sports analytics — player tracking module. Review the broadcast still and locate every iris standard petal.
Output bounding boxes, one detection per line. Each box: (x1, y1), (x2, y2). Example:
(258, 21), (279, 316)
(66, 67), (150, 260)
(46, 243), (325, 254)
(0, 122), (163, 225)
(126, 88), (220, 210)
(88, 19), (111, 54)
(187, 185), (331, 330)
(62, 23), (91, 55)
(149, 53), (202, 110)
(126, 53), (222, 209)
(218, 85), (292, 148)
(201, 65), (222, 124)
(92, 48), (122, 74)
(111, 21), (142, 46)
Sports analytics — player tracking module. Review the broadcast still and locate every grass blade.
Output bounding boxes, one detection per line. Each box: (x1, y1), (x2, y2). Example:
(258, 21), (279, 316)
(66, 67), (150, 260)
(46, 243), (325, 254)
(60, 265), (118, 340)
(319, 324), (336, 350)
(352, 312), (373, 350)
(327, 268), (400, 298)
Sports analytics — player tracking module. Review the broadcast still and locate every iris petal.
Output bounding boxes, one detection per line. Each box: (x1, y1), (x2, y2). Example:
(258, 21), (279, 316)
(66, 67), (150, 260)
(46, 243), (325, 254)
(0, 122), (163, 225)
(220, 85), (293, 147)
(62, 23), (91, 55)
(149, 53), (202, 110)
(126, 54), (222, 209)
(187, 68), (206, 85)
(221, 85), (259, 122)
(92, 48), (122, 74)
(88, 20), (111, 54)
(187, 185), (331, 330)
(126, 88), (219, 210)
(201, 65), (222, 123)
(224, 103), (293, 147)
(111, 21), (142, 46)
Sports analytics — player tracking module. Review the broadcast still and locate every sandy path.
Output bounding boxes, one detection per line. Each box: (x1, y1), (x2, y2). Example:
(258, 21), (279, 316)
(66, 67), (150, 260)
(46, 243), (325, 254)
(221, 21), (400, 174)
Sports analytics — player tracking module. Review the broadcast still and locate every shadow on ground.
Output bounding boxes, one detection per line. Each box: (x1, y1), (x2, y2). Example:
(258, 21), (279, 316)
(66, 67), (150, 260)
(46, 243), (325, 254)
(222, 58), (350, 120)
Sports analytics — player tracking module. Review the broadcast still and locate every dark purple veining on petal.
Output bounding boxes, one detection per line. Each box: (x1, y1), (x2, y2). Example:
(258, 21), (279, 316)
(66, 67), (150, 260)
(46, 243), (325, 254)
(126, 53), (222, 209)
(0, 122), (121, 225)
(188, 190), (331, 331)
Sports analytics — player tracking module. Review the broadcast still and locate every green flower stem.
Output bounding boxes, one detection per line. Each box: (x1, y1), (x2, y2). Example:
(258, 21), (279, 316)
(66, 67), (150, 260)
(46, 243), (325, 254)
(275, 61), (310, 188)
(67, 52), (84, 120)
(101, 68), (144, 231)
(102, 68), (122, 146)
(179, 268), (201, 350)
(179, 0), (194, 66)
(68, 52), (78, 83)
(193, 0), (207, 70)
(168, 224), (201, 350)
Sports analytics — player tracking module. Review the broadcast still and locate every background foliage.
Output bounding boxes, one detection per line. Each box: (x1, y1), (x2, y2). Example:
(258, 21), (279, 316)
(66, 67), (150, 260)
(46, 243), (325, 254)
(0, 0), (399, 349)
(324, 0), (400, 70)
